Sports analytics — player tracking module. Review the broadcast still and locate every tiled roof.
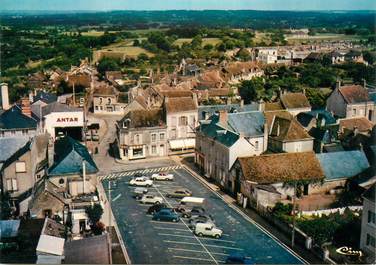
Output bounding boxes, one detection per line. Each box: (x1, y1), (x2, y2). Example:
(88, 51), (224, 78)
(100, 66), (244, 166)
(265, 101), (284, 111)
(198, 103), (258, 120)
(280, 93), (311, 109)
(297, 109), (337, 128)
(338, 85), (369, 104)
(238, 152), (324, 184)
(64, 234), (111, 264)
(42, 102), (81, 116)
(264, 110), (293, 131)
(226, 111), (265, 137)
(48, 136), (98, 176)
(316, 150), (369, 181)
(93, 84), (118, 96)
(0, 137), (30, 162)
(159, 90), (193, 98)
(0, 105), (38, 130)
(339, 117), (373, 132)
(270, 116), (312, 141)
(118, 109), (165, 128)
(165, 97), (197, 113)
(33, 91), (57, 105)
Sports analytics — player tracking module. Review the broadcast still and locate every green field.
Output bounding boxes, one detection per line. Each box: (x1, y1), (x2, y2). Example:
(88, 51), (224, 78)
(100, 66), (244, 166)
(173, 38), (222, 47)
(286, 33), (364, 45)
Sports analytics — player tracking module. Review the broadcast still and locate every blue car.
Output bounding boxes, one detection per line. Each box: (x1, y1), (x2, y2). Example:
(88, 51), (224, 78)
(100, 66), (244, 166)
(225, 253), (254, 264)
(152, 208), (180, 222)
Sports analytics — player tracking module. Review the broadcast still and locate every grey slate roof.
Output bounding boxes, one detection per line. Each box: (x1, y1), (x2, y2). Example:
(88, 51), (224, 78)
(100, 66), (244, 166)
(198, 103), (258, 120)
(297, 109), (337, 128)
(33, 91), (57, 105)
(226, 111), (265, 137)
(0, 105), (38, 130)
(42, 102), (81, 116)
(200, 121), (239, 147)
(0, 220), (20, 239)
(0, 137), (30, 162)
(316, 150), (369, 181)
(48, 136), (98, 176)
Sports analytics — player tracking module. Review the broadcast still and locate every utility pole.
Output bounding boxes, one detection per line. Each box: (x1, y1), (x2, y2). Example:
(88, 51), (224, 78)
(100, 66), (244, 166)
(108, 180), (112, 250)
(82, 160), (86, 194)
(291, 181), (297, 248)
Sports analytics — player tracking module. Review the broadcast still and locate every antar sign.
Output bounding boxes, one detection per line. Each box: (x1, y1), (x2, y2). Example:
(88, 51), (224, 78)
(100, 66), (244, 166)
(56, 117), (79, 122)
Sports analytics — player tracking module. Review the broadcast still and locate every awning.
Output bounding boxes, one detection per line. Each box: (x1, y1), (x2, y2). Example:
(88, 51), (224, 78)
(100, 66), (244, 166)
(169, 139), (196, 150)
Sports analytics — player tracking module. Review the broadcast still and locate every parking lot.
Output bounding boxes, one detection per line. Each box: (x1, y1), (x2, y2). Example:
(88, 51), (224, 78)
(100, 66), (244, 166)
(102, 167), (305, 264)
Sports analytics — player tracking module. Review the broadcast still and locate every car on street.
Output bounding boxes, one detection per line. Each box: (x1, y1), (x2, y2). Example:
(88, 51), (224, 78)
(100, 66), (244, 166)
(174, 205), (206, 218)
(194, 222), (223, 238)
(132, 187), (148, 199)
(129, 177), (153, 187)
(151, 172), (174, 181)
(152, 208), (180, 222)
(225, 253), (254, 264)
(147, 203), (169, 215)
(166, 188), (192, 198)
(139, 194), (163, 204)
(188, 214), (214, 229)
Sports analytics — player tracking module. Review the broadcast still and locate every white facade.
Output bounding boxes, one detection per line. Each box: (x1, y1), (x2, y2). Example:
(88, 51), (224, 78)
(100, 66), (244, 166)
(43, 111), (84, 139)
(360, 194), (376, 262)
(257, 48), (278, 64)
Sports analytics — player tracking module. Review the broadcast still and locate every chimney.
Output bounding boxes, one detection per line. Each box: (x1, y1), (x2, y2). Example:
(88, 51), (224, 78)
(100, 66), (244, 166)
(363, 79), (367, 89)
(302, 88), (306, 95)
(21, 97), (32, 117)
(0, 83), (10, 110)
(226, 97), (231, 105)
(219, 110), (228, 125)
(192, 93), (198, 108)
(240, 99), (244, 108)
(29, 90), (34, 103)
(258, 99), (265, 112)
(354, 126), (359, 136)
(336, 79), (341, 90)
(276, 122), (281, 136)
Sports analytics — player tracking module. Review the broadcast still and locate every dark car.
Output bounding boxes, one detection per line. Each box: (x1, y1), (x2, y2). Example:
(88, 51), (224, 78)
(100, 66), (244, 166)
(225, 253), (254, 264)
(175, 206), (206, 218)
(147, 203), (169, 215)
(166, 188), (192, 198)
(188, 214), (214, 229)
(152, 208), (180, 222)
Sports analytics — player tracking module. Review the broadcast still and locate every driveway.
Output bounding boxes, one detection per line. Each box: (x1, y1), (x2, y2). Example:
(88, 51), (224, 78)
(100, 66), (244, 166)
(102, 167), (305, 264)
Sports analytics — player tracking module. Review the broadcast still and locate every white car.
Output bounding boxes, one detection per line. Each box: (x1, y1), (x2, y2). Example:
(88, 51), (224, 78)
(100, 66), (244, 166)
(139, 194), (163, 204)
(194, 222), (223, 238)
(129, 177), (153, 187)
(151, 172), (174, 181)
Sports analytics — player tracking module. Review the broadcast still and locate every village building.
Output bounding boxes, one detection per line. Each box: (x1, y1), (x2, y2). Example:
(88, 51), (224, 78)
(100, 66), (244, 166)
(280, 92), (312, 116)
(165, 96), (198, 153)
(326, 82), (375, 121)
(256, 48), (278, 64)
(329, 50), (345, 64)
(92, 83), (127, 114)
(116, 109), (168, 160)
(195, 110), (267, 190)
(360, 183), (376, 263)
(221, 61), (264, 85)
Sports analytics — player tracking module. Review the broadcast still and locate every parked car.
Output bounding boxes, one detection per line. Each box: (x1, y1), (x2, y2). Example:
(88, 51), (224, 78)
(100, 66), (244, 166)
(194, 222), (222, 238)
(225, 253), (254, 264)
(147, 203), (169, 215)
(132, 187), (148, 199)
(188, 214), (214, 229)
(139, 194), (163, 204)
(166, 188), (192, 198)
(152, 208), (180, 222)
(129, 177), (153, 187)
(175, 206), (206, 218)
(151, 172), (174, 181)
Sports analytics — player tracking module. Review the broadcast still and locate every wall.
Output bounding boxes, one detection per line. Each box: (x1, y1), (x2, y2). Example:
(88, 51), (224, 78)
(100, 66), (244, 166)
(44, 111), (84, 139)
(326, 89), (347, 118)
(345, 102), (375, 121)
(0, 128), (37, 138)
(286, 107), (312, 116)
(283, 139), (314, 153)
(360, 197), (376, 262)
(166, 110), (198, 140)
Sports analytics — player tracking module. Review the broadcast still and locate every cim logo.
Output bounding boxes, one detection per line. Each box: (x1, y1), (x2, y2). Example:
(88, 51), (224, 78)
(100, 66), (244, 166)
(56, 117), (79, 122)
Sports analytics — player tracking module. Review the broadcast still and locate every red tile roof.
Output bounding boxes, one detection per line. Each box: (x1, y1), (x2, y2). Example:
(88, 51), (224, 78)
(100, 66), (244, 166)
(339, 85), (369, 104)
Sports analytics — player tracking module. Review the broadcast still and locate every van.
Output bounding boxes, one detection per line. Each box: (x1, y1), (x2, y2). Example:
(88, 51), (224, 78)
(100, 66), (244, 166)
(194, 222), (222, 238)
(180, 197), (205, 207)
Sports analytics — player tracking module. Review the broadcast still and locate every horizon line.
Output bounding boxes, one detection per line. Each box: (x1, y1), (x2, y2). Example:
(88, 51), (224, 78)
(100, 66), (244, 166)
(1, 9), (376, 12)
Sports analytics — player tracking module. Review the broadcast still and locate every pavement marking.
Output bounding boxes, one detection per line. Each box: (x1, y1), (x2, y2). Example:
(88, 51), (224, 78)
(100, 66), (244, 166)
(154, 227), (193, 232)
(174, 168), (308, 265)
(158, 233), (236, 244)
(112, 194), (121, 202)
(164, 240), (244, 251)
(150, 220), (186, 225)
(153, 184), (219, 265)
(169, 248), (230, 257)
(172, 255), (214, 262)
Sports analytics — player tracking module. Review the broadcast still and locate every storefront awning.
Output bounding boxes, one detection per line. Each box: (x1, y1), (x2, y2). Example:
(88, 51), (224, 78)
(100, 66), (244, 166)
(169, 139), (195, 150)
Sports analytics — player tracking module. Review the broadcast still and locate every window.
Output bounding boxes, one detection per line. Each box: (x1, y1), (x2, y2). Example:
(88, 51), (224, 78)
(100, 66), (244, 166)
(6, 179), (18, 191)
(368, 210), (376, 224)
(99, 97), (103, 104)
(179, 116), (188, 126)
(151, 133), (156, 142)
(255, 141), (259, 151)
(171, 116), (177, 127)
(367, 234), (376, 247)
(170, 129), (176, 139)
(189, 115), (196, 126)
(353, 109), (356, 116)
(22, 129), (28, 135)
(151, 145), (157, 154)
(95, 106), (99, 111)
(108, 98), (112, 104)
(135, 134), (140, 144)
(15, 162), (26, 173)
(0, 131), (4, 137)
(160, 133), (165, 140)
(59, 178), (65, 184)
(11, 130), (16, 135)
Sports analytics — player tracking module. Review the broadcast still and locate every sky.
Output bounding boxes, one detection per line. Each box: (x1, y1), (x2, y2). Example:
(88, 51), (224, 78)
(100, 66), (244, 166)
(1, 0), (375, 11)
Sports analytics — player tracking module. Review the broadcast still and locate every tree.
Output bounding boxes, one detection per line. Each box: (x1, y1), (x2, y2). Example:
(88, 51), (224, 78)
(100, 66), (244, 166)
(363, 51), (375, 65)
(97, 57), (120, 76)
(238, 78), (265, 103)
(85, 204), (104, 224)
(191, 35), (203, 49)
(236, 48), (251, 61)
(0, 192), (13, 220)
(133, 39), (140, 47)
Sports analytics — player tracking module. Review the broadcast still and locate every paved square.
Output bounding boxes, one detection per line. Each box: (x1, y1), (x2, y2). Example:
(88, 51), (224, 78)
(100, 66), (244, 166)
(102, 167), (305, 264)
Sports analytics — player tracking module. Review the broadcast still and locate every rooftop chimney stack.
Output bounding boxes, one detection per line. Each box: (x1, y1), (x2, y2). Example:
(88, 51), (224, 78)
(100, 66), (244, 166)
(336, 79), (341, 89)
(21, 97), (32, 117)
(0, 83), (10, 110)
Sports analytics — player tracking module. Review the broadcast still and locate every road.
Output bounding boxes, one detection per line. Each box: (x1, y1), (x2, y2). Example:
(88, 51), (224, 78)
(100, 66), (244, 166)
(102, 167), (305, 264)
